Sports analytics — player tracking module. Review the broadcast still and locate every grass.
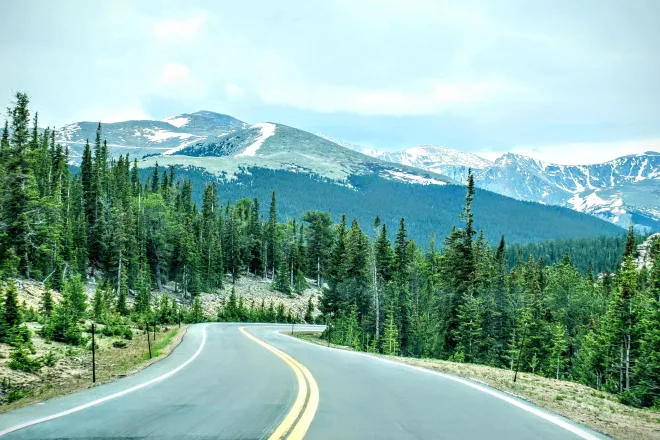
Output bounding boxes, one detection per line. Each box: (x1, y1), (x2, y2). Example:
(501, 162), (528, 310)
(145, 327), (180, 359)
(0, 324), (188, 413)
(295, 332), (660, 440)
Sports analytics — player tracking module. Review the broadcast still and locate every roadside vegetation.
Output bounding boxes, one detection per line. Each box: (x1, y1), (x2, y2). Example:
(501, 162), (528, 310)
(0, 91), (658, 429)
(296, 332), (660, 440)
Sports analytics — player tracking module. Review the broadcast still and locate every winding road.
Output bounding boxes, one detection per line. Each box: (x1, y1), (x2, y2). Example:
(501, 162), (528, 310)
(0, 324), (608, 439)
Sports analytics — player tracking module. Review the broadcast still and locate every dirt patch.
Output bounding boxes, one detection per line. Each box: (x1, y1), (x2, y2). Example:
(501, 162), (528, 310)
(296, 333), (660, 440)
(0, 323), (189, 412)
(160, 274), (322, 320)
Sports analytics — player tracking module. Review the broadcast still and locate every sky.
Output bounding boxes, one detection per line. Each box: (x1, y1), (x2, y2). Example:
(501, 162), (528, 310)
(0, 0), (659, 164)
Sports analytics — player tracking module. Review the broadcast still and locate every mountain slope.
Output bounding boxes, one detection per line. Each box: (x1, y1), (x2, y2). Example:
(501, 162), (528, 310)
(318, 135), (659, 231)
(57, 111), (248, 161)
(139, 124), (622, 244)
(477, 152), (660, 231)
(167, 123), (455, 185)
(317, 134), (491, 183)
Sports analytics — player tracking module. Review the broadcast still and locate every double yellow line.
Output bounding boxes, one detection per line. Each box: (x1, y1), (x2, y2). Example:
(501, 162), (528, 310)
(239, 327), (319, 440)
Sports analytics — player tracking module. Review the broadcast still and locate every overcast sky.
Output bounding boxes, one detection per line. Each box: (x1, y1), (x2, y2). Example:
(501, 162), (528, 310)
(1, 0), (659, 164)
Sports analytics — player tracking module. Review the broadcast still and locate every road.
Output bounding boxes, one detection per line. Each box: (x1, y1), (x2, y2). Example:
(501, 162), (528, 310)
(0, 323), (607, 439)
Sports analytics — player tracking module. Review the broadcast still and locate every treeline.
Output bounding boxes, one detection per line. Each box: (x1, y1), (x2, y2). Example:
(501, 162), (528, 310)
(0, 93), (658, 408)
(506, 234), (638, 275)
(321, 174), (660, 408)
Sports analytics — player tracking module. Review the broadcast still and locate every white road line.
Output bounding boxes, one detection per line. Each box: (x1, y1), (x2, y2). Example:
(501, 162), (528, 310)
(0, 324), (208, 437)
(284, 333), (604, 440)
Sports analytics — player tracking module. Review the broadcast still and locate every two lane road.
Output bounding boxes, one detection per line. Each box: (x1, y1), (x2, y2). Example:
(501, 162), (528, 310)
(0, 324), (607, 439)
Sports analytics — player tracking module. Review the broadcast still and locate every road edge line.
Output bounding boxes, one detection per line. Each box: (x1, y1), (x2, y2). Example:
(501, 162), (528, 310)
(284, 332), (603, 440)
(0, 324), (209, 437)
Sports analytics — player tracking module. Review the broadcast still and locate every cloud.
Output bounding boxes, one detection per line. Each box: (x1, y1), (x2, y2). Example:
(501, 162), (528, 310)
(477, 138), (660, 165)
(256, 78), (523, 116)
(153, 15), (206, 41)
(158, 62), (191, 88)
(225, 83), (244, 100)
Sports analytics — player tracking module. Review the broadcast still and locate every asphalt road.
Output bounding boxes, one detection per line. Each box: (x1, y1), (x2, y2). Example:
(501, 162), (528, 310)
(0, 323), (608, 440)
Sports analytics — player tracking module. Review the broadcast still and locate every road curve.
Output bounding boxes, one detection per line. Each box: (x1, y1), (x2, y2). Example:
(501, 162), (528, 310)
(0, 323), (608, 439)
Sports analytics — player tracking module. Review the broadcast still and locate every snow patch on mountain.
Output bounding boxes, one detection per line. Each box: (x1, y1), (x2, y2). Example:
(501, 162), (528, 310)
(385, 170), (447, 186)
(237, 123), (276, 157)
(143, 128), (195, 143)
(162, 116), (190, 128)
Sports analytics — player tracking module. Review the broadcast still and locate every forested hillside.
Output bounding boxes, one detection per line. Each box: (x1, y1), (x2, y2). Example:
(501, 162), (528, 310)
(0, 93), (658, 410)
(506, 234), (636, 275)
(157, 165), (624, 245)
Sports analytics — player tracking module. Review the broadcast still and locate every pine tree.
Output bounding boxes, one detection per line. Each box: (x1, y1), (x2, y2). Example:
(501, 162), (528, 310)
(40, 287), (54, 317)
(2, 92), (38, 276)
(634, 241), (660, 406)
(92, 283), (106, 321)
(151, 162), (159, 193)
(304, 296), (314, 323)
(0, 283), (22, 339)
(382, 299), (399, 356)
(266, 190), (278, 278)
(549, 323), (569, 379)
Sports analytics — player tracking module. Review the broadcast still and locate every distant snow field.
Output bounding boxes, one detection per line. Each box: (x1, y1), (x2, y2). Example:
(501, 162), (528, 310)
(385, 170), (447, 186)
(237, 123), (276, 157)
(162, 116), (190, 128)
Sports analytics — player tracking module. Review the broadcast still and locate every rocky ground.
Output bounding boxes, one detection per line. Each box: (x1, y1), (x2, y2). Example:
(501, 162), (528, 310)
(157, 273), (322, 321)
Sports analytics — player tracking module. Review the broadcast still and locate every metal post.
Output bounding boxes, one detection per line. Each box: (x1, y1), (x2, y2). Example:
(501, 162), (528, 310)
(513, 323), (528, 383)
(178, 309), (181, 328)
(146, 321), (152, 359)
(291, 322), (294, 336)
(91, 323), (96, 383)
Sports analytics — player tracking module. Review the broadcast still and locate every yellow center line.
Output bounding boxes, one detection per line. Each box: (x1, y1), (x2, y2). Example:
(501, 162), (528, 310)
(239, 326), (319, 440)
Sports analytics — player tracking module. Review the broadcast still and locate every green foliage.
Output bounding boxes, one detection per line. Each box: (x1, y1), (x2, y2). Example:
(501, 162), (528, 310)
(42, 275), (86, 345)
(112, 340), (128, 348)
(8, 345), (42, 372)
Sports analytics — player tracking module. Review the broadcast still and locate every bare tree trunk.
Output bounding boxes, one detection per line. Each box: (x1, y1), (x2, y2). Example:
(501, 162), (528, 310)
(619, 340), (624, 393)
(116, 248), (122, 298)
(625, 334), (631, 391)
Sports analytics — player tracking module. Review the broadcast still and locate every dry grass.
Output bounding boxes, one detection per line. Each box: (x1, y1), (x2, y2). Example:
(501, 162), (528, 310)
(0, 323), (188, 412)
(296, 333), (660, 440)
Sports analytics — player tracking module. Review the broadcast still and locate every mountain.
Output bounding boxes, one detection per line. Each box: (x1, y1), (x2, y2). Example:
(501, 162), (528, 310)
(317, 135), (660, 231)
(161, 122), (456, 186)
(316, 134), (491, 183)
(52, 111), (624, 242)
(56, 111), (248, 161)
(476, 152), (660, 231)
(139, 122), (623, 244)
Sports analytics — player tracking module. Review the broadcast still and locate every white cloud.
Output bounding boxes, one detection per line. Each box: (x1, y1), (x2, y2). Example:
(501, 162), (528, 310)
(158, 62), (191, 88)
(225, 83), (244, 100)
(153, 15), (206, 41)
(477, 138), (660, 165)
(257, 78), (522, 116)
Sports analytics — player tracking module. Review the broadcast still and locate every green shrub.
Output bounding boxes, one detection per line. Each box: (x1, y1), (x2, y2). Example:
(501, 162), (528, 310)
(617, 390), (641, 407)
(122, 327), (134, 340)
(40, 351), (58, 367)
(7, 387), (30, 403)
(112, 340), (127, 348)
(8, 346), (42, 372)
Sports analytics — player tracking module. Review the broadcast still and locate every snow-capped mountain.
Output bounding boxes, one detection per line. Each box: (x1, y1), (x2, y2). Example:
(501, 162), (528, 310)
(319, 135), (660, 231)
(476, 152), (660, 231)
(316, 134), (491, 183)
(160, 123), (455, 187)
(56, 111), (247, 161)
